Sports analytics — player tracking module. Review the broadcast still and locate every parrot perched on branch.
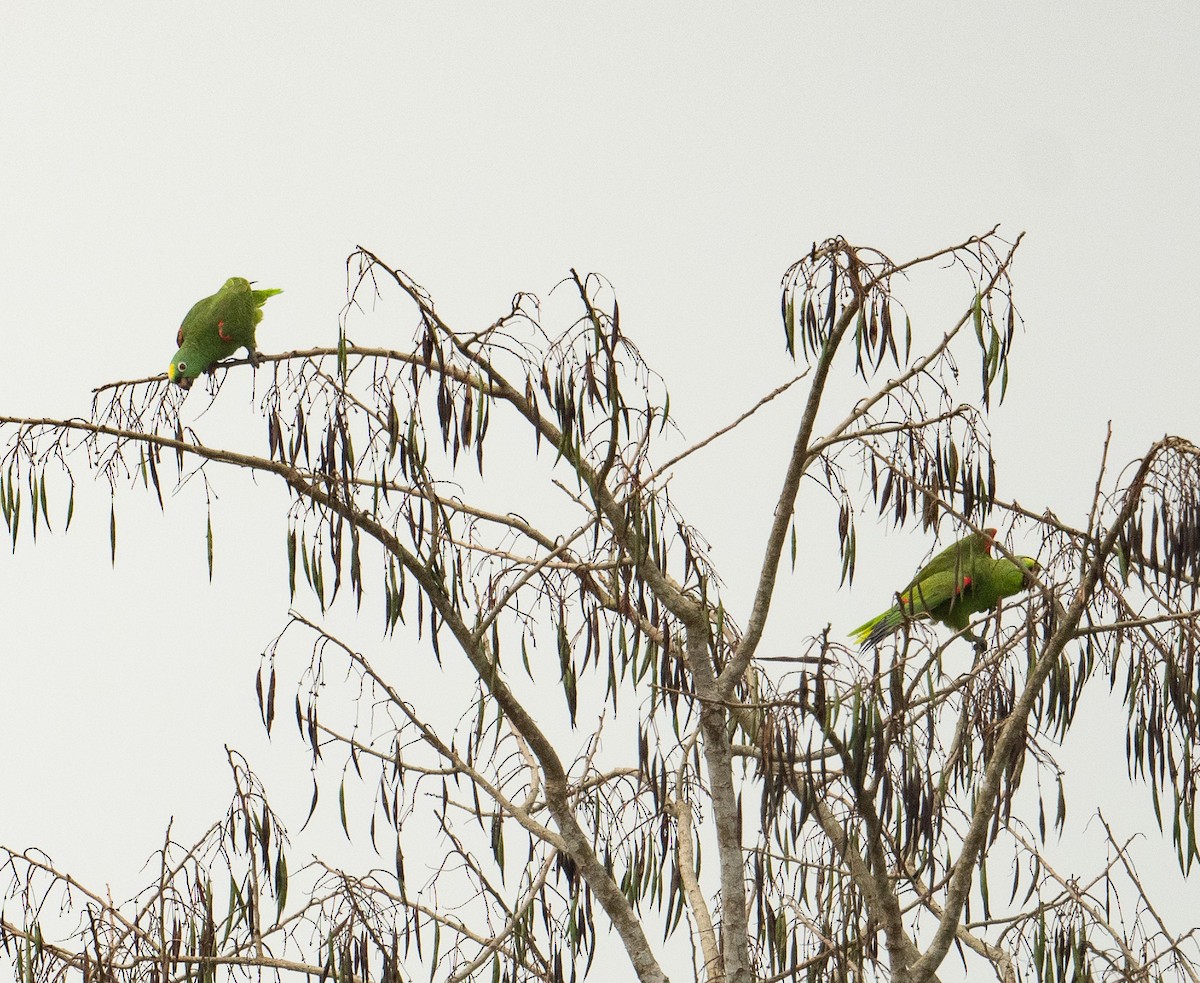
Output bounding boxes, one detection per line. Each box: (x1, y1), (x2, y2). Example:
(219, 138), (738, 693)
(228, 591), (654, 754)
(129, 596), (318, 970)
(168, 277), (282, 389)
(850, 528), (1040, 650)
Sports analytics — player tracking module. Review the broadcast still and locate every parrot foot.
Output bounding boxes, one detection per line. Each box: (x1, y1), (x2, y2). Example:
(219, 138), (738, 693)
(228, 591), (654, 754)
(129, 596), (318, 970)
(955, 628), (986, 652)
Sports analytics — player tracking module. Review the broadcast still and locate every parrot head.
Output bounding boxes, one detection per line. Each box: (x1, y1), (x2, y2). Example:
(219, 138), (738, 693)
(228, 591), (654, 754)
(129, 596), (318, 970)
(169, 291), (222, 390)
(168, 329), (202, 390)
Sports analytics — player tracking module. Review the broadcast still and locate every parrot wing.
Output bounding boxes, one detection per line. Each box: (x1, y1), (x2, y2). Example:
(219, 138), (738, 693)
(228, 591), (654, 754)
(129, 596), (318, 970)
(850, 568), (974, 649)
(901, 528), (996, 593)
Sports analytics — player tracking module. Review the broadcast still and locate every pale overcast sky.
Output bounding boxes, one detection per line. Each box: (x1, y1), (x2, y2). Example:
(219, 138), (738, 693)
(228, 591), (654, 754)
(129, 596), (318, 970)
(1, 2), (1198, 976)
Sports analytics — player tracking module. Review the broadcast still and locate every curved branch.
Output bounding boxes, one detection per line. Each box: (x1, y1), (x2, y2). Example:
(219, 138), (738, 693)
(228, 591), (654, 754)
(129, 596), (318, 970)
(906, 437), (1175, 982)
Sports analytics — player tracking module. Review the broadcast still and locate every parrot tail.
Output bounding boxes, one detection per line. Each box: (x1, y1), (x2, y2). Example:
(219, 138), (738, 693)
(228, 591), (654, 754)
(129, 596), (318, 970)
(849, 605), (922, 651)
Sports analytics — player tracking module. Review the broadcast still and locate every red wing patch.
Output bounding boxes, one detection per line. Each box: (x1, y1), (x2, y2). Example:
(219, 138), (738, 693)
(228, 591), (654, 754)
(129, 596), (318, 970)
(217, 320), (232, 343)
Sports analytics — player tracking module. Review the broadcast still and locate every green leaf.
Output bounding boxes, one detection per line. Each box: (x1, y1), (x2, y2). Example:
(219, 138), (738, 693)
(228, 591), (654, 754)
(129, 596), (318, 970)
(224, 874), (240, 942)
(386, 400), (400, 460)
(301, 780), (319, 831)
(39, 472), (49, 530)
(286, 528), (297, 600)
(557, 620), (577, 724)
(394, 835), (407, 900)
(339, 778), (349, 838)
(431, 921), (441, 980)
(274, 849), (288, 920)
(147, 447), (163, 510)
(10, 483), (21, 549)
(839, 525), (857, 587)
(491, 811), (505, 869)
(109, 503), (117, 566)
(29, 471), (38, 541)
(314, 549), (326, 613)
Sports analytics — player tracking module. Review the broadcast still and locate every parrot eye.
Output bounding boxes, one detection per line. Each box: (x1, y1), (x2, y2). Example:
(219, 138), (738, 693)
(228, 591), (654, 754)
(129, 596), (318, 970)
(177, 360), (187, 374)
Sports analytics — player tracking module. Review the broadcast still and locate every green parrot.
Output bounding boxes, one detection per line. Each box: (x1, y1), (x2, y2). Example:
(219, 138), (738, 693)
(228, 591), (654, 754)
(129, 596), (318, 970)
(168, 277), (282, 389)
(850, 529), (1040, 649)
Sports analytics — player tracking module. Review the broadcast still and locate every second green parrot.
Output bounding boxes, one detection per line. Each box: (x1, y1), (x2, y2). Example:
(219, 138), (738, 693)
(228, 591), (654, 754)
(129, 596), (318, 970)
(850, 528), (1040, 649)
(169, 277), (282, 389)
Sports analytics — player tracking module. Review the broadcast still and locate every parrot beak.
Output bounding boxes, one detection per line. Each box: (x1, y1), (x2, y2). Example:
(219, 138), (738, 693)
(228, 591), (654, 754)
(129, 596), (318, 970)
(168, 363), (192, 390)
